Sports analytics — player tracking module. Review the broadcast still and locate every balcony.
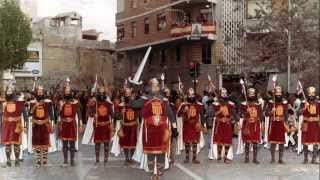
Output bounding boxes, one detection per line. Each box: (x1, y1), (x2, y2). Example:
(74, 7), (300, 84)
(170, 22), (216, 37)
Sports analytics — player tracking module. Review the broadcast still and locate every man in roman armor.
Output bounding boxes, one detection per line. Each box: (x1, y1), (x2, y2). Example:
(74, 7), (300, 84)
(87, 86), (114, 165)
(162, 87), (177, 164)
(129, 78), (178, 180)
(239, 88), (263, 164)
(300, 86), (320, 164)
(177, 88), (205, 164)
(29, 85), (54, 167)
(1, 85), (27, 167)
(265, 86), (288, 164)
(118, 87), (138, 165)
(58, 83), (83, 166)
(212, 88), (237, 163)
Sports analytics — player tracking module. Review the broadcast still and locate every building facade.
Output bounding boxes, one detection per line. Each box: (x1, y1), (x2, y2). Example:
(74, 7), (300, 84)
(115, 0), (220, 92)
(13, 12), (115, 90)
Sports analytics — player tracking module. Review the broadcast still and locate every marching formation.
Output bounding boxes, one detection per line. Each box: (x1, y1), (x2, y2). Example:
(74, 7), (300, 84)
(0, 75), (319, 180)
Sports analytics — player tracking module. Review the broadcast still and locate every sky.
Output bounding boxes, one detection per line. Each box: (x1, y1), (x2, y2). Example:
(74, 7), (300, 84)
(37, 0), (117, 42)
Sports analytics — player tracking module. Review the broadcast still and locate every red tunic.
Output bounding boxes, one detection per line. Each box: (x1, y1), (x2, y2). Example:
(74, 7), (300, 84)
(59, 100), (78, 141)
(119, 105), (138, 149)
(142, 98), (170, 154)
(93, 101), (113, 143)
(240, 102), (262, 143)
(301, 101), (320, 144)
(267, 101), (288, 144)
(212, 101), (235, 145)
(1, 101), (25, 145)
(30, 100), (52, 148)
(113, 98), (121, 120)
(178, 102), (203, 143)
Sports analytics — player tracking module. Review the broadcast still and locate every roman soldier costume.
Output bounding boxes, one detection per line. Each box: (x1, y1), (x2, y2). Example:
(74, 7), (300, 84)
(1, 85), (26, 167)
(58, 82), (83, 166)
(212, 88), (237, 163)
(29, 85), (54, 167)
(130, 78), (178, 180)
(87, 86), (114, 165)
(177, 88), (205, 164)
(239, 88), (262, 164)
(300, 86), (320, 164)
(265, 86), (288, 164)
(118, 87), (138, 165)
(163, 87), (177, 164)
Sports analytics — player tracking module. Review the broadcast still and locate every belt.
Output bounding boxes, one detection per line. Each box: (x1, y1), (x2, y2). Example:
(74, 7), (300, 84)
(304, 117), (319, 122)
(4, 117), (21, 122)
(122, 121), (137, 126)
(245, 118), (258, 123)
(32, 119), (49, 125)
(96, 121), (111, 126)
(217, 117), (230, 123)
(272, 117), (285, 121)
(62, 117), (74, 123)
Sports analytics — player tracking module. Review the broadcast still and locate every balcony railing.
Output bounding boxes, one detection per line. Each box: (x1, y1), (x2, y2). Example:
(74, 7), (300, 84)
(170, 22), (216, 37)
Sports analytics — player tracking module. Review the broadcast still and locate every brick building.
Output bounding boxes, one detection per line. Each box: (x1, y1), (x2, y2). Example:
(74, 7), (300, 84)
(115, 0), (220, 92)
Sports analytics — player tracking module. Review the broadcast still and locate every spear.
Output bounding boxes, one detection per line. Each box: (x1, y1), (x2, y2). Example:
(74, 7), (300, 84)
(160, 73), (165, 90)
(297, 80), (306, 100)
(208, 74), (218, 98)
(240, 78), (247, 103)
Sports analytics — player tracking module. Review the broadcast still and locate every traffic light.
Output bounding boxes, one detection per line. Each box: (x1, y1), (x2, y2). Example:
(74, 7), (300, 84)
(188, 61), (200, 78)
(189, 62), (195, 77)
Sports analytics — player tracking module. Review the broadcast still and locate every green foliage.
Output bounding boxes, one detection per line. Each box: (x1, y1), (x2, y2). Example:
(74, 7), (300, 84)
(241, 0), (319, 85)
(0, 0), (32, 71)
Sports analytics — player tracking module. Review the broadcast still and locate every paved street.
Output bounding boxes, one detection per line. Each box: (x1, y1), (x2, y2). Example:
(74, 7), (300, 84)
(0, 133), (319, 180)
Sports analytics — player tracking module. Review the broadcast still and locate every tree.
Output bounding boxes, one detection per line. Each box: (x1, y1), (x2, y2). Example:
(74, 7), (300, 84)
(0, 0), (32, 71)
(239, 0), (319, 88)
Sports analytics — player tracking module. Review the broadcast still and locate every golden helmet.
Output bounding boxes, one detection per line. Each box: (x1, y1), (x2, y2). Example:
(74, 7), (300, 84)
(64, 84), (71, 94)
(248, 88), (256, 97)
(220, 88), (228, 98)
(37, 85), (44, 95)
(124, 87), (132, 97)
(307, 86), (316, 96)
(98, 86), (106, 93)
(149, 78), (159, 86)
(275, 86), (282, 96)
(5, 85), (14, 95)
(187, 88), (195, 97)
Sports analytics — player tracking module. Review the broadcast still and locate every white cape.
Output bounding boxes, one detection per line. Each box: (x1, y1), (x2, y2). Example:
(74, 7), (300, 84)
(82, 117), (94, 145)
(133, 120), (169, 172)
(236, 118), (244, 154)
(110, 120), (121, 157)
(208, 118), (233, 160)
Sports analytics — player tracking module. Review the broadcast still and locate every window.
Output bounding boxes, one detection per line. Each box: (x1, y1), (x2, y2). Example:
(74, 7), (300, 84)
(160, 49), (166, 66)
(131, 22), (137, 38)
(131, 0), (137, 8)
(157, 13), (166, 31)
(247, 0), (271, 19)
(117, 25), (125, 41)
(144, 18), (150, 34)
(144, 0), (150, 4)
(176, 47), (181, 63)
(202, 43), (212, 64)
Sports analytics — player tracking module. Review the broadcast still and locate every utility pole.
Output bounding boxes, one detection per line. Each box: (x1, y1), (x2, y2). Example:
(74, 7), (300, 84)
(287, 0), (292, 93)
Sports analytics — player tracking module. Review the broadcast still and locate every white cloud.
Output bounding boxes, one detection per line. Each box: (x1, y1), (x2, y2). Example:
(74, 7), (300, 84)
(37, 0), (117, 42)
